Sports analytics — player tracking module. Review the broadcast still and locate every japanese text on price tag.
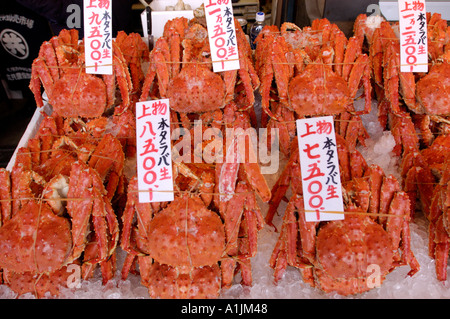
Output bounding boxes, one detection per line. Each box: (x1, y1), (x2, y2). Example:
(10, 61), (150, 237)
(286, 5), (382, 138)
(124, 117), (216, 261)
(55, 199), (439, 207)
(136, 99), (174, 203)
(84, 0), (113, 75)
(296, 116), (344, 222)
(204, 0), (240, 72)
(398, 0), (427, 73)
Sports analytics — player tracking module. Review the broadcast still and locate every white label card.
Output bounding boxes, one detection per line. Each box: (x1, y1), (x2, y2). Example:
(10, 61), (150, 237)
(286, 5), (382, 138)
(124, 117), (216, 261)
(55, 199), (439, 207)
(398, 0), (428, 73)
(136, 99), (174, 203)
(296, 116), (344, 222)
(84, 0), (113, 75)
(204, 0), (240, 72)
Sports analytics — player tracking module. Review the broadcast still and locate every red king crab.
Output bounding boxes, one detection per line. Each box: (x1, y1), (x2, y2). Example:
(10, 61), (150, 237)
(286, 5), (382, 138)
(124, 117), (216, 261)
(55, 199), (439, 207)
(254, 19), (371, 156)
(0, 160), (119, 297)
(29, 29), (133, 118)
(267, 136), (419, 295)
(355, 13), (450, 144)
(120, 102), (270, 298)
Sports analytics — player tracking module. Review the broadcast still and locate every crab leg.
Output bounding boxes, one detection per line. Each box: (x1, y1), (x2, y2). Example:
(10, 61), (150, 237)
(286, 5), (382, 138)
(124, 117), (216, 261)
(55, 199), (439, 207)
(386, 191), (410, 257)
(269, 223), (289, 282)
(67, 163), (96, 259)
(221, 182), (246, 256)
(221, 258), (237, 289)
(39, 41), (60, 82)
(223, 69), (237, 104)
(342, 36), (362, 82)
(113, 55), (131, 108)
(140, 38), (171, 102)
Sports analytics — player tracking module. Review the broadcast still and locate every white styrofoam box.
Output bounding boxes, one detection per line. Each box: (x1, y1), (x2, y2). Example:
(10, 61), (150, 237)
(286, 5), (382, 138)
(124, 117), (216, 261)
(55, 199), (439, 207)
(149, 0), (204, 39)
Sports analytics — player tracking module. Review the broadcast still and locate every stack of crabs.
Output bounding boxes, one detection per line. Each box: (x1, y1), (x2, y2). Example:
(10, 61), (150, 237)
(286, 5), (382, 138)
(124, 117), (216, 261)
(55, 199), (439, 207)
(0, 8), (449, 299)
(0, 15), (271, 299)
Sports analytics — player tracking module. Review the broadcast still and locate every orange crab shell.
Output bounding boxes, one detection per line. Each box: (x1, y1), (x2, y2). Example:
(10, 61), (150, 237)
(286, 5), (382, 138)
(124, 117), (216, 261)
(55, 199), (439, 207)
(315, 214), (394, 295)
(0, 200), (72, 274)
(147, 195), (226, 268)
(288, 63), (351, 116)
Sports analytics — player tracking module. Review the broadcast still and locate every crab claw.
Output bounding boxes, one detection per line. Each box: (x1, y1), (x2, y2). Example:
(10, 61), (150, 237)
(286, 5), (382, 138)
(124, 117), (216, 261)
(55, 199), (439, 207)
(0, 200), (72, 274)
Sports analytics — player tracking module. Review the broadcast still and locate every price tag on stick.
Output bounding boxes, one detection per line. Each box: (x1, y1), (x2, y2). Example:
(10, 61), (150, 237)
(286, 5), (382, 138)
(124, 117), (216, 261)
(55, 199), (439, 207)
(84, 0), (113, 75)
(136, 99), (174, 203)
(296, 116), (344, 222)
(204, 0), (240, 72)
(398, 0), (428, 73)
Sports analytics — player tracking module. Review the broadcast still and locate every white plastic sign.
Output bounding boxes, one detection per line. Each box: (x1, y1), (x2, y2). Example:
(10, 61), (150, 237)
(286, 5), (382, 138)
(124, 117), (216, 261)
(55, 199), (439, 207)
(296, 116), (344, 222)
(136, 99), (174, 203)
(204, 0), (240, 72)
(398, 0), (428, 73)
(83, 0), (113, 75)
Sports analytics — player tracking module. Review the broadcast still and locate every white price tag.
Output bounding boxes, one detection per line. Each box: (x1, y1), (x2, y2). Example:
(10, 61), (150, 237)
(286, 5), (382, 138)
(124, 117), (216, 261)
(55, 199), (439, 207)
(83, 0), (113, 75)
(136, 99), (174, 203)
(296, 116), (344, 222)
(398, 0), (428, 73)
(204, 0), (240, 72)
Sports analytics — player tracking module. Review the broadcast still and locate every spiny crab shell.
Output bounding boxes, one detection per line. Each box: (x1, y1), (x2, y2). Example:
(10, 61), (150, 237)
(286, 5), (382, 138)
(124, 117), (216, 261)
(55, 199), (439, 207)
(146, 195), (225, 267)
